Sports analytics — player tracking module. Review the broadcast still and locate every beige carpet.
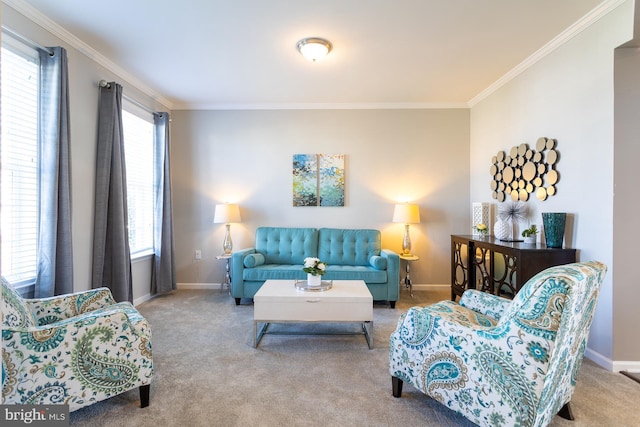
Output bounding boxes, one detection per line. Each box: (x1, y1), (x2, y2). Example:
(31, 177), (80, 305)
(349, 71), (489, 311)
(69, 288), (640, 427)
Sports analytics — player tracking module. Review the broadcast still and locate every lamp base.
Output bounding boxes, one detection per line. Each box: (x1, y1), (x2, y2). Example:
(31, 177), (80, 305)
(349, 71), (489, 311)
(402, 224), (412, 256)
(223, 224), (233, 254)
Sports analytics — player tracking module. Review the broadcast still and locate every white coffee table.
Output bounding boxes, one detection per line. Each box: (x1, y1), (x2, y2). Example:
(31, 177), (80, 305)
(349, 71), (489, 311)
(253, 279), (373, 349)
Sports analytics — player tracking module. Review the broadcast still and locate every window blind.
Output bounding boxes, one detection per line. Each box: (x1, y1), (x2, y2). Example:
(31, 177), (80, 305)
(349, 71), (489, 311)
(122, 107), (155, 255)
(1, 44), (40, 285)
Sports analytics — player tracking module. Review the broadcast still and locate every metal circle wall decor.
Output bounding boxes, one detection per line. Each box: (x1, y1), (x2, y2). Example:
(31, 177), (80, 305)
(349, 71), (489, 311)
(489, 137), (561, 202)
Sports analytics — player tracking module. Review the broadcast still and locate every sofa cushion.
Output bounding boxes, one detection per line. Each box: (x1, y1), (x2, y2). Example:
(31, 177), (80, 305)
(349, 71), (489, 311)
(255, 227), (318, 265)
(369, 255), (387, 270)
(243, 253), (265, 268)
(323, 266), (387, 283)
(318, 228), (381, 266)
(243, 264), (307, 281)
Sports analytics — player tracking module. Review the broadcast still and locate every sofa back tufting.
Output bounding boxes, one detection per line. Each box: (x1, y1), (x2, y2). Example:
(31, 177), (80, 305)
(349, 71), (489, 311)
(255, 227), (318, 265)
(318, 228), (381, 266)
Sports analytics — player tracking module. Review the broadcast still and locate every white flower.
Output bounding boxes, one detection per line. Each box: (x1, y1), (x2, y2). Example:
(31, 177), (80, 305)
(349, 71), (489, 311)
(304, 257), (319, 268)
(303, 257), (327, 276)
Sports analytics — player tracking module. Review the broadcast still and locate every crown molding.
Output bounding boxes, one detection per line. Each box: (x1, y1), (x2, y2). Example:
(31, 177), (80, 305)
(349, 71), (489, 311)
(469, 0), (627, 107)
(3, 0), (174, 110)
(171, 102), (470, 111)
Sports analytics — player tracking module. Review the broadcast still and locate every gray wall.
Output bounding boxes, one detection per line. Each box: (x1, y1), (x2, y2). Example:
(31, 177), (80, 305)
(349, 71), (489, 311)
(470, 0), (635, 369)
(614, 46), (640, 363)
(170, 109), (470, 286)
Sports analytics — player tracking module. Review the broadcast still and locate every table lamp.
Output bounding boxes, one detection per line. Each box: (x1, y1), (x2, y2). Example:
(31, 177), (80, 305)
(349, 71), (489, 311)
(392, 203), (420, 255)
(214, 203), (241, 254)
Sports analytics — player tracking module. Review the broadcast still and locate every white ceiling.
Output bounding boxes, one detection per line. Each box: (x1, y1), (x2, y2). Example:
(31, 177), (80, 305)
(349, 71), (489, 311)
(7, 0), (609, 109)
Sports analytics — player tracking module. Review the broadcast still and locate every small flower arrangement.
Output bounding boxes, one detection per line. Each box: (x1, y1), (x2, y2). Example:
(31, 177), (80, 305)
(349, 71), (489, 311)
(474, 223), (488, 235)
(303, 257), (327, 276)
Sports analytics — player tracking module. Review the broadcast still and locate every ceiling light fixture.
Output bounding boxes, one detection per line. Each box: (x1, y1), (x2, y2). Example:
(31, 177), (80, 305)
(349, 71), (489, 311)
(296, 37), (332, 62)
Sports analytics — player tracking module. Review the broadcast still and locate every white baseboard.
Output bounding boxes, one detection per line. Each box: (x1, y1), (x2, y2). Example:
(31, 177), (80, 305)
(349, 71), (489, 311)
(133, 283), (222, 306)
(557, 339), (640, 373)
(612, 359), (640, 373)
(133, 293), (153, 307)
(410, 284), (450, 291)
(177, 282), (222, 290)
(584, 348), (614, 371)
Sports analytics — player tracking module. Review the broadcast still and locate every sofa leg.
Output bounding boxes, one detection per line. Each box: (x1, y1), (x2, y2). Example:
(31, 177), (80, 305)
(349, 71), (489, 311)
(558, 402), (574, 420)
(139, 384), (150, 408)
(390, 301), (396, 309)
(235, 298), (241, 305)
(392, 376), (403, 397)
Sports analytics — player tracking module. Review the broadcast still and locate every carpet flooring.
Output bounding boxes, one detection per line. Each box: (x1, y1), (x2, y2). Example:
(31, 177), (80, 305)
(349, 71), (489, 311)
(69, 288), (640, 427)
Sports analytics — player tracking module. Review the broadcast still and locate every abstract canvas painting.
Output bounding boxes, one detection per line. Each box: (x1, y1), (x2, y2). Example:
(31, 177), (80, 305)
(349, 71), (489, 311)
(292, 154), (345, 207)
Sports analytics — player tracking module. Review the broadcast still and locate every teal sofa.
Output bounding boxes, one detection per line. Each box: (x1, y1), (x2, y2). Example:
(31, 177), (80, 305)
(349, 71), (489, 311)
(232, 227), (400, 307)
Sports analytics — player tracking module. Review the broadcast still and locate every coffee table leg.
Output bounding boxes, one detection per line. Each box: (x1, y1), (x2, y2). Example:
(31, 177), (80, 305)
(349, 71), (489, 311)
(254, 321), (270, 348)
(363, 321), (373, 349)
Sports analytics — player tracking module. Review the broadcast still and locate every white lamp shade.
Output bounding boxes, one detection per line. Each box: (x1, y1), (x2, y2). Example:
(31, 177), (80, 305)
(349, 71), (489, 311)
(392, 203), (420, 224)
(214, 203), (241, 224)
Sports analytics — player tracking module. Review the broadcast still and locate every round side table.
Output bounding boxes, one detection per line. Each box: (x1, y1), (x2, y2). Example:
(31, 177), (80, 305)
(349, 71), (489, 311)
(216, 254), (232, 294)
(399, 254), (419, 297)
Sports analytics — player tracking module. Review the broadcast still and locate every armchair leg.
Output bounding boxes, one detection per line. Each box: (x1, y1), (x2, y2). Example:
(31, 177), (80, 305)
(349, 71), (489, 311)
(139, 384), (150, 408)
(392, 376), (403, 397)
(558, 402), (574, 420)
(235, 298), (241, 305)
(390, 301), (396, 309)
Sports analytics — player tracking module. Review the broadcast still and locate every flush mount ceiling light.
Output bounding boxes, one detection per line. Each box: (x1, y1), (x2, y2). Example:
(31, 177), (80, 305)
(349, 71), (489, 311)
(296, 37), (332, 62)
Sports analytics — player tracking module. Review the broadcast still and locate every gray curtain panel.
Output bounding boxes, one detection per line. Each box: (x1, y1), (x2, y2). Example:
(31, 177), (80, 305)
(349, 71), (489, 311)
(92, 82), (133, 302)
(151, 112), (177, 295)
(35, 46), (74, 297)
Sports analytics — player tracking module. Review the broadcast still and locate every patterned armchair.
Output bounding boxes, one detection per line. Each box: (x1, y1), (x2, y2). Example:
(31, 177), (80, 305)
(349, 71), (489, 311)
(2, 278), (153, 411)
(389, 261), (607, 427)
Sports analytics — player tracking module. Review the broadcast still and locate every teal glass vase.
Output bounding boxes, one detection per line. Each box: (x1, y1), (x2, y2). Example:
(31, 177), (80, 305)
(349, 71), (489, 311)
(542, 212), (566, 248)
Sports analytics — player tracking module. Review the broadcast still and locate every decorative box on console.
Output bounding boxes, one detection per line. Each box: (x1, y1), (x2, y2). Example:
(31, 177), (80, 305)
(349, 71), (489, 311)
(472, 202), (492, 236)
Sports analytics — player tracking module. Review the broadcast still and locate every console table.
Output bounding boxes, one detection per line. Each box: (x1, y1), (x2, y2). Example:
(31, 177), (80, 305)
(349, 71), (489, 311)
(451, 234), (576, 300)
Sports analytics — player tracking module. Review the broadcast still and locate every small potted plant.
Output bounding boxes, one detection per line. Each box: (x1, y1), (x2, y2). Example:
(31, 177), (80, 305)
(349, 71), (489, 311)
(303, 257), (327, 287)
(521, 224), (538, 244)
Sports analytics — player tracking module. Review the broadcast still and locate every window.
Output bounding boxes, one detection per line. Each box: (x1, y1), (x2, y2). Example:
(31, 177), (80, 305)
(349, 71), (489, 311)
(1, 39), (40, 286)
(122, 105), (155, 256)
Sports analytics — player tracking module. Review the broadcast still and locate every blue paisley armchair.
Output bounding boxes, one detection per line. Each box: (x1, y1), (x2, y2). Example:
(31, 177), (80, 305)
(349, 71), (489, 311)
(390, 261), (607, 427)
(2, 278), (153, 411)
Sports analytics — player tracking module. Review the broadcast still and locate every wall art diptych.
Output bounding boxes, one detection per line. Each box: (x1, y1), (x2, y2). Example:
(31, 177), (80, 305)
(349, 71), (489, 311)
(292, 154), (345, 207)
